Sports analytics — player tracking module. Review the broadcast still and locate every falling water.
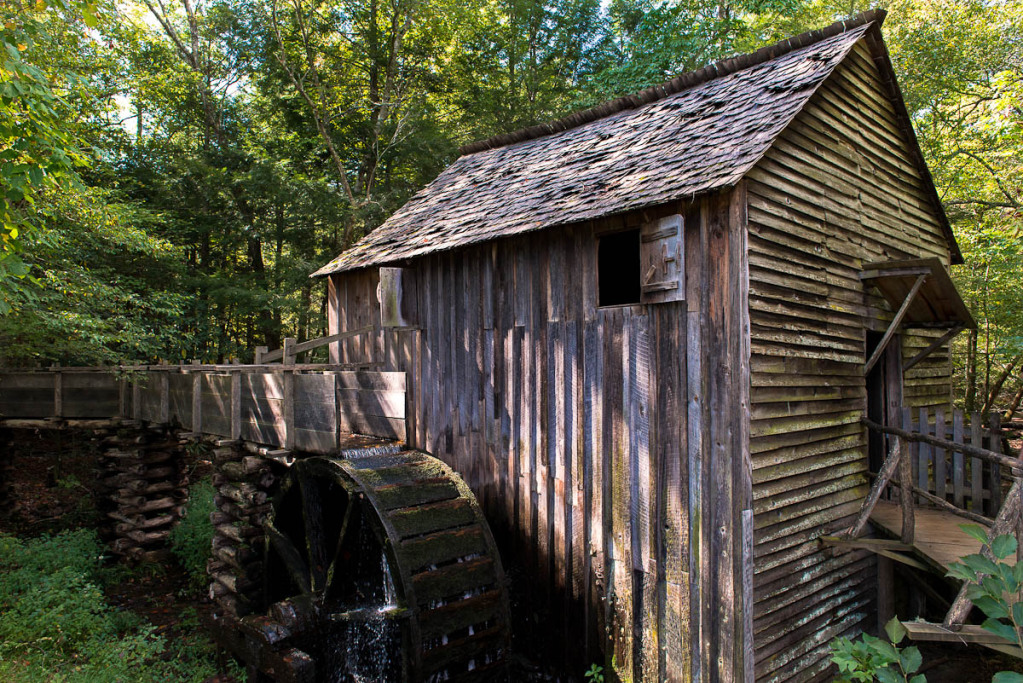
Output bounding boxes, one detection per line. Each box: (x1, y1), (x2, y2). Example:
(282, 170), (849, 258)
(323, 520), (404, 682)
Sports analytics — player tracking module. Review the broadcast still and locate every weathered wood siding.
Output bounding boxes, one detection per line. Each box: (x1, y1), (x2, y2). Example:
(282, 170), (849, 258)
(745, 40), (953, 682)
(330, 189), (754, 682)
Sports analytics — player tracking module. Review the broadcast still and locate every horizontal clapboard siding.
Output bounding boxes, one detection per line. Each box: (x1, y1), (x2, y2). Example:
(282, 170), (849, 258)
(747, 41), (953, 683)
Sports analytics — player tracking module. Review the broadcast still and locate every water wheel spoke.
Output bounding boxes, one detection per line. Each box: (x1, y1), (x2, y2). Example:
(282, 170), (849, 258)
(298, 471), (330, 593)
(326, 496), (356, 595)
(265, 520), (312, 594)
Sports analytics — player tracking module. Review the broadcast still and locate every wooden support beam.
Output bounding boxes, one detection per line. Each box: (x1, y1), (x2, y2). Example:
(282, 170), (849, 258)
(863, 273), (927, 376)
(904, 325), (964, 372)
(846, 435), (903, 539)
(905, 622), (1023, 658)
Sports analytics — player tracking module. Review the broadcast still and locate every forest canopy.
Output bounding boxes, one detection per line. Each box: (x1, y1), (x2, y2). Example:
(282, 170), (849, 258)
(1, 0), (1021, 410)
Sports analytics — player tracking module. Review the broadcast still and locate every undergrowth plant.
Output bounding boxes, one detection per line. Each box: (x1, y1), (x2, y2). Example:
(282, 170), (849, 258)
(830, 526), (1023, 683)
(169, 478), (215, 591)
(830, 618), (924, 683)
(946, 526), (1023, 683)
(0, 528), (222, 682)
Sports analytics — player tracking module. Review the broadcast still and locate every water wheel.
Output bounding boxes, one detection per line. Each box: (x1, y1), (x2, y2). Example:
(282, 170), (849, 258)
(235, 451), (511, 683)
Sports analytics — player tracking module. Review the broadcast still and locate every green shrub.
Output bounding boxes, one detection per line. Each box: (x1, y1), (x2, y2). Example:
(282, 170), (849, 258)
(830, 618), (924, 683)
(0, 528), (223, 682)
(169, 478), (215, 591)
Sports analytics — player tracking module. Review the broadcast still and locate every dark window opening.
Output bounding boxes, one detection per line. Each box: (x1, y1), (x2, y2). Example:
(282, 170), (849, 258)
(865, 330), (887, 474)
(598, 229), (641, 306)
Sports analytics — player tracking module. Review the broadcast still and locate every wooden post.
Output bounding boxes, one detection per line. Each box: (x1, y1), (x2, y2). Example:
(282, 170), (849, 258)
(283, 338), (297, 366)
(191, 362), (202, 435)
(52, 367), (63, 418)
(971, 413), (983, 514)
(254, 346), (268, 365)
(953, 411), (965, 509)
(231, 371), (242, 441)
(885, 334), (913, 545)
(991, 414), (1003, 515)
(284, 370), (295, 451)
(159, 371), (170, 425)
(935, 408), (947, 501)
(132, 376), (141, 421)
(918, 407), (932, 497)
(119, 373), (129, 418)
(847, 437), (903, 539)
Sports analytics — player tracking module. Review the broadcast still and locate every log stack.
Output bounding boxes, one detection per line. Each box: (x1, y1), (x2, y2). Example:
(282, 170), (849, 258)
(95, 426), (188, 563)
(208, 442), (278, 618)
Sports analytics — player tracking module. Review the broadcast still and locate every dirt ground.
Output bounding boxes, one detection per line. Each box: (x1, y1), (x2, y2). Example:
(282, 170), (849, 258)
(2, 426), (1022, 683)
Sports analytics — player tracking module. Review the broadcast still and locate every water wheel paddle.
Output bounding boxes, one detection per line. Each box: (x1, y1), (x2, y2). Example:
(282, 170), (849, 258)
(239, 451), (511, 682)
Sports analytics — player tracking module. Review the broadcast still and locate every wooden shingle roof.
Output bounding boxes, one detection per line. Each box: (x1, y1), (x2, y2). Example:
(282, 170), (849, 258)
(313, 10), (957, 276)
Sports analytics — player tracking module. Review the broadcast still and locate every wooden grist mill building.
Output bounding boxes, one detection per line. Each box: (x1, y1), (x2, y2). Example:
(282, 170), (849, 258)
(312, 9), (977, 683)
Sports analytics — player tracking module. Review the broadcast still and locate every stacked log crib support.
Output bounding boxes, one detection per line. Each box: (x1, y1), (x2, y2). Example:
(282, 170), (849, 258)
(96, 425), (188, 563)
(208, 442), (279, 618)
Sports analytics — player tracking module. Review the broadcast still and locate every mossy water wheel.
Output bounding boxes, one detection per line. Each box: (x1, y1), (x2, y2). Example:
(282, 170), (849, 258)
(241, 451), (511, 683)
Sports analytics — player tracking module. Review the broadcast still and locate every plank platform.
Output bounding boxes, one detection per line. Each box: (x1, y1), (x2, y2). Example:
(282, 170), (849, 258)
(870, 501), (1011, 572)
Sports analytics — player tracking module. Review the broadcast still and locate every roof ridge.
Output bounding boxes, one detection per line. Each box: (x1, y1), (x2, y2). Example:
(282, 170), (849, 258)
(458, 9), (887, 157)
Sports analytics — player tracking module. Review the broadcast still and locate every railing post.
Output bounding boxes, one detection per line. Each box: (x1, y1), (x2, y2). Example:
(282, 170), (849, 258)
(283, 338), (297, 366)
(255, 346), (268, 365)
(991, 413), (1003, 515)
(284, 369), (295, 451)
(159, 367), (170, 425)
(230, 370), (241, 441)
(971, 412), (983, 515)
(52, 365), (62, 418)
(191, 361), (202, 435)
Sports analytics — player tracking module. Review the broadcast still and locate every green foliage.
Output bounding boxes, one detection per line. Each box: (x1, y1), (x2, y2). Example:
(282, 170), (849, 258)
(947, 526), (1023, 676)
(830, 617), (925, 683)
(584, 662), (605, 682)
(0, 529), (222, 682)
(169, 478), (216, 592)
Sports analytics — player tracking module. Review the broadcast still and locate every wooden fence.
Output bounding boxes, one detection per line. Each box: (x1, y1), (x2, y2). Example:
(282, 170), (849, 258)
(0, 365), (407, 452)
(892, 408), (1007, 518)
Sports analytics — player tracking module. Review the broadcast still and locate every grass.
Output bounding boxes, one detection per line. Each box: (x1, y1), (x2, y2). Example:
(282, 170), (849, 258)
(0, 528), (237, 682)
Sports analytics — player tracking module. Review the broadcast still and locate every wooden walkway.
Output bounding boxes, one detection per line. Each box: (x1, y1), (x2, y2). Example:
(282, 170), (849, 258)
(870, 501), (1012, 571)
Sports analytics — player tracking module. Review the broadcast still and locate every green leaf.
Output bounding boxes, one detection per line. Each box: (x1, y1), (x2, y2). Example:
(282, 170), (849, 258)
(885, 618), (908, 645)
(900, 646), (922, 674)
(961, 524), (990, 544)
(974, 596), (1010, 620)
(981, 618), (1018, 643)
(992, 672), (1023, 683)
(876, 667), (900, 683)
(963, 554), (1000, 577)
(909, 676), (927, 683)
(992, 534), (1018, 560)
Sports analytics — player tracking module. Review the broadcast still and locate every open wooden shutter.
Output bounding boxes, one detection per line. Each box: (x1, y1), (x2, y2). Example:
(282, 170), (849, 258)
(639, 214), (684, 304)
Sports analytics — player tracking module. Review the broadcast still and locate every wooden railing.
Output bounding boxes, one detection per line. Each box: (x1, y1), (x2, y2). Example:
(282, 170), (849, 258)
(0, 364), (408, 450)
(892, 408), (1008, 518)
(843, 409), (1023, 632)
(255, 327), (375, 364)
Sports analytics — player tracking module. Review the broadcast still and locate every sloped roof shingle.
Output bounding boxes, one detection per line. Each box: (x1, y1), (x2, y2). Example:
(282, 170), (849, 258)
(313, 11), (955, 276)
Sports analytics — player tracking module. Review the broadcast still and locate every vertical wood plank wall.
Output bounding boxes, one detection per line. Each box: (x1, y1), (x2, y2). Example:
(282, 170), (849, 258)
(330, 193), (753, 682)
(744, 41), (953, 683)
